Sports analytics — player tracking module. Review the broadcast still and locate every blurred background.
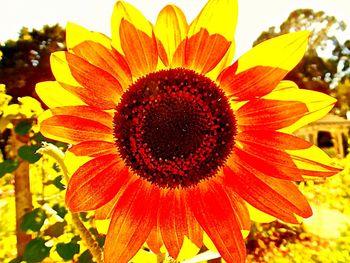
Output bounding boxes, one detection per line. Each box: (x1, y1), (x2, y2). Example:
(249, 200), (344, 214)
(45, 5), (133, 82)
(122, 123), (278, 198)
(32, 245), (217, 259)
(1, 0), (350, 262)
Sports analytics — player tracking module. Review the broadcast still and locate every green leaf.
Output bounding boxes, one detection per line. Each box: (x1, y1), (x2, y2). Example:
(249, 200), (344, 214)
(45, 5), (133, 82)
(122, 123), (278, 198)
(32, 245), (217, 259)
(56, 242), (80, 261)
(14, 121), (32, 135)
(53, 175), (66, 190)
(52, 204), (68, 219)
(18, 145), (41, 163)
(21, 208), (46, 232)
(0, 159), (19, 178)
(23, 238), (51, 263)
(78, 250), (93, 263)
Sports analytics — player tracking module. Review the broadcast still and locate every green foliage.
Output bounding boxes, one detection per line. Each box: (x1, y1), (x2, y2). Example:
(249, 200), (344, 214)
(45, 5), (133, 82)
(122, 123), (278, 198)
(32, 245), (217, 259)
(23, 238), (51, 263)
(21, 208), (47, 232)
(18, 145), (42, 163)
(56, 241), (80, 261)
(14, 120), (32, 135)
(0, 159), (19, 178)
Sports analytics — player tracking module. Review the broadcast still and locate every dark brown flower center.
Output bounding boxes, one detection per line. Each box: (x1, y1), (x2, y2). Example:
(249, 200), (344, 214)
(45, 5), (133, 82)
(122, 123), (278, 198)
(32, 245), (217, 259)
(113, 68), (236, 189)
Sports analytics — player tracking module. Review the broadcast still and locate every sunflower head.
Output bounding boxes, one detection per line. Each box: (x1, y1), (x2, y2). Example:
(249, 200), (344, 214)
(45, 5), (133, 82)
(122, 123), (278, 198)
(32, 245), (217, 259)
(36, 1), (342, 263)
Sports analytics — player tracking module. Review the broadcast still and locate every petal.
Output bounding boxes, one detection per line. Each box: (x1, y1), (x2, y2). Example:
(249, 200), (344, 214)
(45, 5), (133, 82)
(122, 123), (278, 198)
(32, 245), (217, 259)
(50, 52), (80, 86)
(187, 182), (246, 263)
(236, 130), (311, 150)
(233, 145), (303, 181)
(35, 81), (85, 108)
(41, 115), (113, 144)
(188, 0), (238, 42)
(287, 145), (342, 177)
(66, 22), (111, 50)
(69, 141), (117, 157)
(264, 81), (337, 133)
(72, 41), (132, 90)
(111, 1), (153, 53)
(119, 19), (158, 78)
(172, 29), (231, 74)
(224, 154), (312, 223)
(218, 65), (288, 100)
(65, 154), (130, 212)
(146, 225), (163, 255)
(184, 201), (203, 249)
(50, 105), (113, 128)
(235, 31), (310, 74)
(236, 99), (308, 131)
(65, 52), (123, 107)
(104, 180), (160, 263)
(155, 5), (188, 66)
(159, 190), (187, 259)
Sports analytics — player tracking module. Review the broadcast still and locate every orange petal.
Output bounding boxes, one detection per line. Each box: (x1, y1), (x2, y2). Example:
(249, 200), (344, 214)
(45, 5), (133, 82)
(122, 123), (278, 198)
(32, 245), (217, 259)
(69, 141), (117, 157)
(224, 154), (312, 223)
(224, 188), (251, 231)
(104, 180), (160, 263)
(172, 29), (231, 74)
(184, 200), (203, 249)
(119, 19), (158, 78)
(159, 190), (187, 259)
(72, 41), (132, 90)
(233, 145), (303, 181)
(147, 225), (163, 255)
(187, 182), (246, 263)
(65, 52), (123, 108)
(218, 65), (288, 100)
(111, 1), (153, 54)
(236, 130), (311, 150)
(236, 99), (308, 131)
(155, 5), (188, 66)
(65, 154), (130, 212)
(50, 105), (113, 128)
(41, 115), (113, 144)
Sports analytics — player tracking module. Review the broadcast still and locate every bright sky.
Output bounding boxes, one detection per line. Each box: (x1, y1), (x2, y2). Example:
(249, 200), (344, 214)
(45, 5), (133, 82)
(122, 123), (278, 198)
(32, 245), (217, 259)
(1, 0), (350, 58)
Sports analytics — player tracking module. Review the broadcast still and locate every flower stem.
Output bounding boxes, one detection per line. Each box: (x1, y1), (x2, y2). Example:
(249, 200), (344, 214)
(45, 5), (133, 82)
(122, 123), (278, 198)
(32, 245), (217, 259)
(37, 143), (103, 263)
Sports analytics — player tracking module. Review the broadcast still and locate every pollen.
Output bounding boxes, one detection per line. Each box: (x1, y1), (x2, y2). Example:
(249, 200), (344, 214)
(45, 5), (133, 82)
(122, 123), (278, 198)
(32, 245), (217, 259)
(114, 68), (236, 188)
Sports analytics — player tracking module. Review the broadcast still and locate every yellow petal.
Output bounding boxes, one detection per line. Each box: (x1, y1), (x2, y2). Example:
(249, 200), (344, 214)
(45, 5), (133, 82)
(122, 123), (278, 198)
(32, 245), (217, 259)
(188, 0), (238, 41)
(66, 22), (111, 50)
(35, 81), (85, 108)
(155, 5), (188, 66)
(50, 52), (80, 86)
(111, 1), (153, 54)
(64, 150), (91, 176)
(264, 81), (337, 133)
(203, 232), (217, 252)
(236, 31), (310, 74)
(246, 203), (276, 223)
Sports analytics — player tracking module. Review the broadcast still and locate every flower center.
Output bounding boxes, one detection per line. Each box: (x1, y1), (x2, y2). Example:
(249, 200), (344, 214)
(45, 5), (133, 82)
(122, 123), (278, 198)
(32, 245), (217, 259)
(114, 68), (236, 189)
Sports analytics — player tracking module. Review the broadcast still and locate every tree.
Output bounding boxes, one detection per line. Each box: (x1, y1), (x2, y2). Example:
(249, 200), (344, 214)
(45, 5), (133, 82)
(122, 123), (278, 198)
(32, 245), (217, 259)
(254, 9), (347, 95)
(0, 24), (66, 102)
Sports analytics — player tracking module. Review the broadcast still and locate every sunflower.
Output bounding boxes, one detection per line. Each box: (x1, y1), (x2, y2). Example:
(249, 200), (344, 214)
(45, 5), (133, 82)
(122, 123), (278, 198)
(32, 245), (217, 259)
(36, 0), (342, 262)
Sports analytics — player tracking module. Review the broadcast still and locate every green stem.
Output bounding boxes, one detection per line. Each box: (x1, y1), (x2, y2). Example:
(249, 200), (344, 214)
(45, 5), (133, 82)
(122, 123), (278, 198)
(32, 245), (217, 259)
(37, 143), (103, 263)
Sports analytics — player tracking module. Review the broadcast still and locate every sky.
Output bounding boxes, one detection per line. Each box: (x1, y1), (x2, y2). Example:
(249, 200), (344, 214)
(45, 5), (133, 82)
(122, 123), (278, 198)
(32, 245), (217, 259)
(1, 0), (350, 58)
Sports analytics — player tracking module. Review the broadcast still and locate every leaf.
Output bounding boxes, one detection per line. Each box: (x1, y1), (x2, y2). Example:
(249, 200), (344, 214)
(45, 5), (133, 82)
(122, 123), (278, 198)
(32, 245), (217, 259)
(18, 145), (41, 163)
(23, 238), (51, 263)
(21, 208), (47, 232)
(0, 159), (19, 178)
(52, 204), (68, 219)
(56, 242), (80, 261)
(14, 121), (32, 135)
(78, 250), (94, 263)
(52, 175), (66, 190)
